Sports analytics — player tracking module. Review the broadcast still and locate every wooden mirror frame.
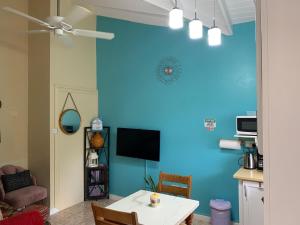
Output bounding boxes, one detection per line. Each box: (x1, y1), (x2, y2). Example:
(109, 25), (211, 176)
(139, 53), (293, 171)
(59, 109), (82, 135)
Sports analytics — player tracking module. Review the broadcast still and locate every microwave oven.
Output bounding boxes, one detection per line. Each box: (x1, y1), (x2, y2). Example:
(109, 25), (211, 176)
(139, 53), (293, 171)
(236, 116), (257, 136)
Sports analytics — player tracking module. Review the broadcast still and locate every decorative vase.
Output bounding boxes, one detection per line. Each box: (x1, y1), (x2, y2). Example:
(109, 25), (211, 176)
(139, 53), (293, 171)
(150, 193), (160, 207)
(87, 150), (99, 167)
(90, 132), (104, 149)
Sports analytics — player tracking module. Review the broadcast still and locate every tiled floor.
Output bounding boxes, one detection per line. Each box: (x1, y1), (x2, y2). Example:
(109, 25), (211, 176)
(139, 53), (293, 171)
(49, 200), (114, 225)
(49, 199), (206, 225)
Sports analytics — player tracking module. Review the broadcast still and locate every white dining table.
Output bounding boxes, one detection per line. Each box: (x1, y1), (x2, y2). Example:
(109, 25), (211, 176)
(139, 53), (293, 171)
(106, 190), (199, 225)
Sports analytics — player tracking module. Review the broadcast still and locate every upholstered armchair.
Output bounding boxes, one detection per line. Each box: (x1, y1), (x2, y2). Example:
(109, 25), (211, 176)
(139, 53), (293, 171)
(0, 165), (47, 209)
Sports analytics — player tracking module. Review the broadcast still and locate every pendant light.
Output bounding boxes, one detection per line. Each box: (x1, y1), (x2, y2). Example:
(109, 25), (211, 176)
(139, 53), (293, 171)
(169, 0), (183, 29)
(189, 0), (203, 39)
(208, 0), (222, 46)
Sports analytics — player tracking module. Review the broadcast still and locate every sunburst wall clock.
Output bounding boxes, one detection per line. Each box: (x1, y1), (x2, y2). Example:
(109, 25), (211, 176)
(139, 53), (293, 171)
(156, 57), (182, 85)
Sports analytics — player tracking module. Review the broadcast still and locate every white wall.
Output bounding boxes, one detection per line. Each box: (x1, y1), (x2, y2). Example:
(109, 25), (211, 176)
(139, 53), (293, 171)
(261, 1), (300, 225)
(0, 0), (97, 209)
(0, 0), (28, 168)
(49, 0), (98, 210)
(27, 0), (97, 209)
(28, 0), (51, 205)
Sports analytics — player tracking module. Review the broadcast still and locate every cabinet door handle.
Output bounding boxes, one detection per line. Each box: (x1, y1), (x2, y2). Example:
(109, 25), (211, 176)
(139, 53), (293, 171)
(244, 185), (247, 200)
(261, 197), (264, 204)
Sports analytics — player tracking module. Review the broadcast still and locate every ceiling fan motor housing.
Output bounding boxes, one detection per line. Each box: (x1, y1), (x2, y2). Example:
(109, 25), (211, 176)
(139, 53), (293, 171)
(55, 28), (64, 36)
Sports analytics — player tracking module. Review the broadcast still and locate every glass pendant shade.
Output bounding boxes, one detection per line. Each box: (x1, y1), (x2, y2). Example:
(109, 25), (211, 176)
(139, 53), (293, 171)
(169, 8), (183, 29)
(189, 19), (203, 39)
(208, 27), (222, 46)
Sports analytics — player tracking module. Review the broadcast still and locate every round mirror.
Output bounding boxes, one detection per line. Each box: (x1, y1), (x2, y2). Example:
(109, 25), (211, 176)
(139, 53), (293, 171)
(59, 109), (81, 135)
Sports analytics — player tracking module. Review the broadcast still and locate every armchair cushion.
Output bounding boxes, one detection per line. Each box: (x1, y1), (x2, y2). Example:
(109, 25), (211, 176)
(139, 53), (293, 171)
(1, 170), (33, 193)
(4, 186), (47, 209)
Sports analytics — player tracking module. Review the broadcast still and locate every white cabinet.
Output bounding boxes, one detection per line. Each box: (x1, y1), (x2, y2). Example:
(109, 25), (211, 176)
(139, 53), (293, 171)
(239, 181), (264, 225)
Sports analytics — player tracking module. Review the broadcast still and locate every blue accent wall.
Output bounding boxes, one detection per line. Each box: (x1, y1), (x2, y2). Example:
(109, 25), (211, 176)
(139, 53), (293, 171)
(96, 17), (256, 222)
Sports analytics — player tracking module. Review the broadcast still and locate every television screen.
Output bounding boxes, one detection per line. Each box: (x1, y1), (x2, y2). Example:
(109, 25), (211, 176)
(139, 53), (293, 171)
(116, 128), (160, 161)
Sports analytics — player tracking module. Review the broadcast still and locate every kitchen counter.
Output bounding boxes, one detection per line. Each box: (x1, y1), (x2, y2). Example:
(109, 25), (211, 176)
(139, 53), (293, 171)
(233, 168), (263, 183)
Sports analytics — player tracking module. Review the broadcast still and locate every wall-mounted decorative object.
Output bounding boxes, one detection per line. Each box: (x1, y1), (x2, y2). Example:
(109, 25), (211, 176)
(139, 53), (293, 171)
(157, 57), (182, 85)
(59, 92), (81, 135)
(204, 118), (216, 131)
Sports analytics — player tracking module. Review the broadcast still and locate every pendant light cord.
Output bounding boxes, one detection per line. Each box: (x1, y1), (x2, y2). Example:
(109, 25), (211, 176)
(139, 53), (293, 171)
(175, 0), (178, 8)
(194, 0), (197, 19)
(213, 0), (216, 27)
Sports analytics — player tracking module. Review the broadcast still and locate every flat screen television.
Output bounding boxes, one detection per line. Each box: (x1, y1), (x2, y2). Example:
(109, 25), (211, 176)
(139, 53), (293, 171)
(116, 128), (160, 161)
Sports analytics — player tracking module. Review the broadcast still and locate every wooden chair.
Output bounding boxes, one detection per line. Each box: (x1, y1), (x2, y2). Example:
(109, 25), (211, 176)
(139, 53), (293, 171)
(157, 172), (193, 225)
(91, 203), (141, 225)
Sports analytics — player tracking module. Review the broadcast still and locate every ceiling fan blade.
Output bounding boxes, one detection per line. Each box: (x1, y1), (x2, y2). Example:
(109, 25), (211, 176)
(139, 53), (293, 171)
(72, 29), (115, 40)
(64, 5), (92, 25)
(28, 30), (50, 34)
(2, 7), (51, 28)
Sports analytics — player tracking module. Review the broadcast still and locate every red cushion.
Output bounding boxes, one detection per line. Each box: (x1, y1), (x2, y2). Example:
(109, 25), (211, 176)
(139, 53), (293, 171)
(0, 211), (43, 225)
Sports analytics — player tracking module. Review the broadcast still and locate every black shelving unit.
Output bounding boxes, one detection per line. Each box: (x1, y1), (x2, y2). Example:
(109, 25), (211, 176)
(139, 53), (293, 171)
(84, 126), (110, 200)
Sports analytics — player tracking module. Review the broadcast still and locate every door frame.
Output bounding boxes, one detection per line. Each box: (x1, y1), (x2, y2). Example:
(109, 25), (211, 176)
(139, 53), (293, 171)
(51, 85), (98, 210)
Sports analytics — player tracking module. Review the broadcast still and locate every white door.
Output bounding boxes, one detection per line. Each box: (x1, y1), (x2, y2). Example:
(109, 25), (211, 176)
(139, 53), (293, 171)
(54, 86), (98, 210)
(243, 181), (264, 225)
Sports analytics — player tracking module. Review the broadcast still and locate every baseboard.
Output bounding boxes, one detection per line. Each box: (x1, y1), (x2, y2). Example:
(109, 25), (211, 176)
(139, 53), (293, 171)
(193, 214), (239, 225)
(193, 214), (210, 225)
(50, 208), (60, 215)
(109, 194), (239, 225)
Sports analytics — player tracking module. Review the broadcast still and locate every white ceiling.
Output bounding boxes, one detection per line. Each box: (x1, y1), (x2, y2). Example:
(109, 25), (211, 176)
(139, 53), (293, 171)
(78, 0), (256, 36)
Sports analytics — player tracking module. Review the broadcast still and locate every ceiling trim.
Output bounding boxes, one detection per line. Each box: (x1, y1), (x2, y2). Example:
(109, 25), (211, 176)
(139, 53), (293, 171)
(216, 0), (233, 35)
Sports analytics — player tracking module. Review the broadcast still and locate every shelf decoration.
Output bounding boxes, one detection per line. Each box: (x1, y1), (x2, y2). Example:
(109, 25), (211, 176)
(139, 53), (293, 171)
(91, 117), (103, 131)
(87, 150), (99, 167)
(90, 132), (104, 149)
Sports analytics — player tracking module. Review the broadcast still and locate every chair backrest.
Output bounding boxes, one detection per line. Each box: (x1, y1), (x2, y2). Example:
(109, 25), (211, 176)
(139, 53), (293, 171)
(157, 172), (192, 198)
(91, 203), (141, 225)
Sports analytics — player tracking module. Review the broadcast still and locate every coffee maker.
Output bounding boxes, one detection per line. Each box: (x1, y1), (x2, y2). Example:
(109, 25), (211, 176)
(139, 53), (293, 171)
(257, 151), (263, 171)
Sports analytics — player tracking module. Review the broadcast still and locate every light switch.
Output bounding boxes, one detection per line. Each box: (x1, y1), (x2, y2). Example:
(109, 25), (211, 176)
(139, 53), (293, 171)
(51, 128), (58, 134)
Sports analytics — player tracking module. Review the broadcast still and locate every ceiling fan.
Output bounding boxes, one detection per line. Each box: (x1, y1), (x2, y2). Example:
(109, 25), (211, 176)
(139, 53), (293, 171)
(2, 3), (115, 43)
